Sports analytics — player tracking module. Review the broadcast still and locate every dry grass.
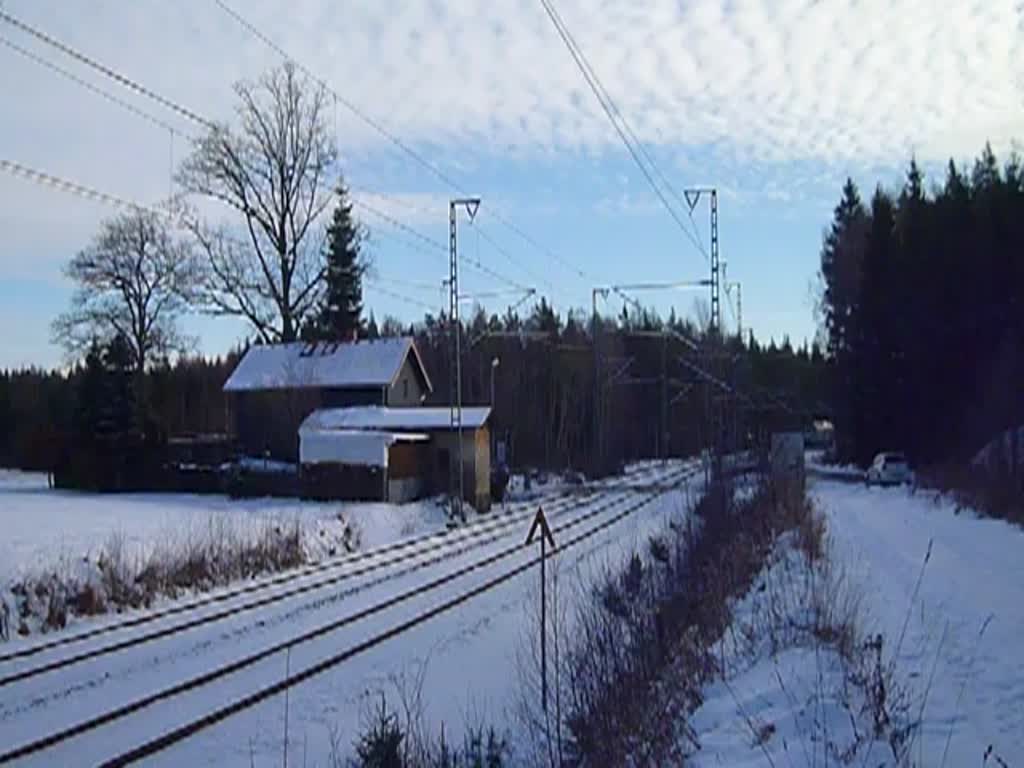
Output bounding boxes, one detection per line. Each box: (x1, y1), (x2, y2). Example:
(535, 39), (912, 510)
(918, 463), (1022, 526)
(6, 519), (306, 637)
(513, 470), (828, 766)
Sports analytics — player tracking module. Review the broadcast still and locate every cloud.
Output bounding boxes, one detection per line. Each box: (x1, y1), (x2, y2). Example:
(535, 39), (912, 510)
(2, 0), (1019, 176)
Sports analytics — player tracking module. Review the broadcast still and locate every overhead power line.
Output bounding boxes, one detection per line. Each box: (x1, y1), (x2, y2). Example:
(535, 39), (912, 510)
(0, 35), (184, 137)
(211, 0), (592, 287)
(364, 280), (439, 312)
(0, 9), (211, 129)
(353, 198), (529, 291)
(535, 0), (707, 260)
(0, 159), (167, 215)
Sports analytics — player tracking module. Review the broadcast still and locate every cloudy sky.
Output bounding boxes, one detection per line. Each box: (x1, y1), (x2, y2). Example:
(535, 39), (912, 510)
(2, 0), (1022, 368)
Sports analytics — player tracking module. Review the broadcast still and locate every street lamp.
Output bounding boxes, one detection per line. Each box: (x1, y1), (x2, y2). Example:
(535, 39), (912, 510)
(490, 357), (500, 407)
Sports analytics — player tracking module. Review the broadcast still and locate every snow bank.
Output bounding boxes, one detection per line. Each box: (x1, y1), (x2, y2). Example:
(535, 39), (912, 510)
(690, 531), (906, 766)
(0, 470), (453, 638)
(813, 479), (1024, 766)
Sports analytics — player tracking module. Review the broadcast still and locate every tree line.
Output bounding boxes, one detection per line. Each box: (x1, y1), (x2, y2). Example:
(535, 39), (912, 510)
(817, 144), (1024, 467)
(1, 308), (824, 477)
(2, 61), (826, 483)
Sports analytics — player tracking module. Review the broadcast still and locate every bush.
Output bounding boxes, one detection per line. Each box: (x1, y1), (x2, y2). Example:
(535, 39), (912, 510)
(521, 469), (830, 766)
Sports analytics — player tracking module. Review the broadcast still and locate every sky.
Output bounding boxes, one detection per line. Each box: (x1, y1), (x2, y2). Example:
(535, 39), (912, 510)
(1, 0), (1022, 369)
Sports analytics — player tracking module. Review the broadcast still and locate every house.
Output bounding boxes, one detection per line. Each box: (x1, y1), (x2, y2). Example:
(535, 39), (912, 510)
(298, 406), (492, 510)
(222, 338), (432, 462)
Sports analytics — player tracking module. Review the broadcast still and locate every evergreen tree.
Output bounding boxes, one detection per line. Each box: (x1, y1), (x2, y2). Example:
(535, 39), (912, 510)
(307, 182), (366, 341)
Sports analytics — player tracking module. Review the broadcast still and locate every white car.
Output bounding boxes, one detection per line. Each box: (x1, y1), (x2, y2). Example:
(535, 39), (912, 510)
(866, 452), (913, 486)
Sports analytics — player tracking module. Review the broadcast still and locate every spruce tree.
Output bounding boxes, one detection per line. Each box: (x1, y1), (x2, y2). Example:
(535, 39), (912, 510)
(308, 182), (365, 341)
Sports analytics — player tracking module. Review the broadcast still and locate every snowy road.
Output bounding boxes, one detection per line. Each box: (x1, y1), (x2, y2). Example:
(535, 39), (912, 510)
(813, 479), (1024, 766)
(0, 462), (697, 766)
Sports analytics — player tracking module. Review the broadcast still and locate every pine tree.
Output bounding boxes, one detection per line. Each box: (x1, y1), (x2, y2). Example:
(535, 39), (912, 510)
(307, 182), (365, 341)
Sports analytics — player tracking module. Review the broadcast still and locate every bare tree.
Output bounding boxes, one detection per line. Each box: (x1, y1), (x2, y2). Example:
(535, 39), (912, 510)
(178, 62), (338, 342)
(52, 209), (197, 373)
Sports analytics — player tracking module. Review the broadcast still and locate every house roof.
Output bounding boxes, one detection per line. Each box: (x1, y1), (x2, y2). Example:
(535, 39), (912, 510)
(222, 337), (433, 393)
(300, 405), (492, 433)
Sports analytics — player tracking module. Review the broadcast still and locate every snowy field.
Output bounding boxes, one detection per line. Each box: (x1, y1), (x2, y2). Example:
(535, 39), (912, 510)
(0, 470), (449, 586)
(0, 461), (697, 765)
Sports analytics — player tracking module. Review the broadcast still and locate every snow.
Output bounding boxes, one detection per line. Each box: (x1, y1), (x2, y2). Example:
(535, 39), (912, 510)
(812, 479), (1024, 766)
(302, 405), (492, 432)
(690, 477), (1024, 767)
(806, 451), (864, 480)
(235, 457), (298, 474)
(222, 337), (426, 392)
(689, 533), (880, 767)
(0, 470), (446, 590)
(0, 461), (698, 766)
(298, 430), (427, 467)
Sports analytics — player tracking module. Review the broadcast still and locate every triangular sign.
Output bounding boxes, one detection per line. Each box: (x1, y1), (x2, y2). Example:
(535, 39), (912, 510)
(683, 189), (701, 212)
(526, 506), (556, 549)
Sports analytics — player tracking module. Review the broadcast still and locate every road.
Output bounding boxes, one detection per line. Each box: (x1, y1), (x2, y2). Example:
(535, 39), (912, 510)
(0, 461), (698, 766)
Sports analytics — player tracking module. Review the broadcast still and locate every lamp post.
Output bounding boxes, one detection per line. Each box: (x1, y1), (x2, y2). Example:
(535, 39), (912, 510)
(490, 357), (500, 407)
(490, 357), (500, 466)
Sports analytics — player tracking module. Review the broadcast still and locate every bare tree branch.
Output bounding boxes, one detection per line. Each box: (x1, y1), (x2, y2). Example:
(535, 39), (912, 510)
(177, 62), (337, 341)
(52, 210), (199, 372)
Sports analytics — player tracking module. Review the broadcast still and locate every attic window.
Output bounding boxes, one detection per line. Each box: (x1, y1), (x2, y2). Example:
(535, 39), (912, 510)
(403, 379), (409, 398)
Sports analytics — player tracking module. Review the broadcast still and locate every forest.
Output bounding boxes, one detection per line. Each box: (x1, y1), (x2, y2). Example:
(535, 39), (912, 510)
(818, 144), (1024, 467)
(0, 62), (828, 484)
(0, 305), (825, 478)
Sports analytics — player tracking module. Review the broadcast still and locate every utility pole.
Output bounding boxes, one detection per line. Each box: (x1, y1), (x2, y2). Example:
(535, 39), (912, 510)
(661, 331), (668, 461)
(449, 197), (480, 523)
(684, 187), (720, 333)
(591, 287), (608, 476)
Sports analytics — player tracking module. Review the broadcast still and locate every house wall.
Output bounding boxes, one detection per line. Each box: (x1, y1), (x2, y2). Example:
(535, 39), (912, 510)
(386, 355), (429, 407)
(230, 386), (385, 462)
(428, 427), (491, 511)
(300, 463), (386, 501)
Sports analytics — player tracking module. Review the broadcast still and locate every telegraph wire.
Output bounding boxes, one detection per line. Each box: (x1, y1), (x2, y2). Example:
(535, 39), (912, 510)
(0, 35), (185, 138)
(0, 159), (168, 216)
(211, 0), (592, 289)
(536, 0), (707, 261)
(0, 9), (212, 129)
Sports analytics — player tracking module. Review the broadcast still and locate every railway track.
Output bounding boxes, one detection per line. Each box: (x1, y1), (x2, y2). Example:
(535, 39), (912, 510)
(0, 462), (681, 678)
(0, 462), (698, 765)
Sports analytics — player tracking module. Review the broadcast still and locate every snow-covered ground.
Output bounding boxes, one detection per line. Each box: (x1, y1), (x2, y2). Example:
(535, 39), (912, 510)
(806, 450), (864, 481)
(691, 536), (870, 767)
(0, 461), (697, 766)
(815, 480), (1024, 766)
(690, 477), (1023, 767)
(0, 470), (448, 587)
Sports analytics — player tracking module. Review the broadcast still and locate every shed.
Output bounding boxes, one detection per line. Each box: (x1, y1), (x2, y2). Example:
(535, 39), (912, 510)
(300, 406), (492, 510)
(298, 428), (429, 502)
(222, 337), (432, 462)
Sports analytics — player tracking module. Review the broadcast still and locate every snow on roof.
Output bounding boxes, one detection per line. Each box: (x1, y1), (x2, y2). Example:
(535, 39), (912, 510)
(223, 338), (432, 393)
(299, 429), (428, 467)
(301, 405), (492, 433)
